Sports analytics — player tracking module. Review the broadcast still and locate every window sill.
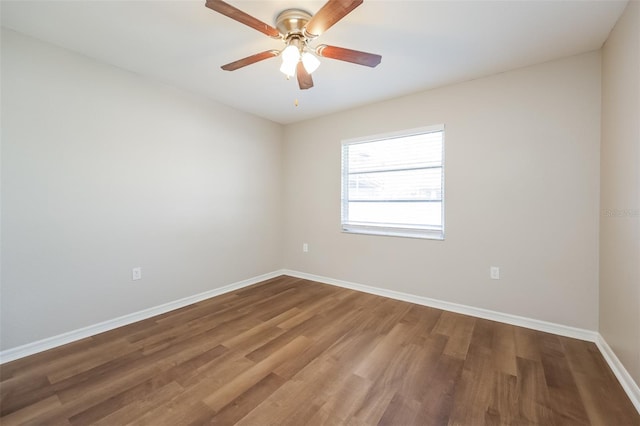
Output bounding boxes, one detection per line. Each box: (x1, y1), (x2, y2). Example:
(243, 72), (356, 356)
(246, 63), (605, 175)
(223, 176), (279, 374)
(341, 225), (444, 240)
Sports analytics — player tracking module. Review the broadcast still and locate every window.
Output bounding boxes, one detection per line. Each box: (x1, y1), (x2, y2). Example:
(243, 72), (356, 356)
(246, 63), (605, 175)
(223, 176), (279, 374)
(341, 125), (445, 240)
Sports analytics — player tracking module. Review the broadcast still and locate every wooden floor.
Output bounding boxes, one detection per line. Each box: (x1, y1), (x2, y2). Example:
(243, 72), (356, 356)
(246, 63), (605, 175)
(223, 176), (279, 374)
(1, 276), (638, 425)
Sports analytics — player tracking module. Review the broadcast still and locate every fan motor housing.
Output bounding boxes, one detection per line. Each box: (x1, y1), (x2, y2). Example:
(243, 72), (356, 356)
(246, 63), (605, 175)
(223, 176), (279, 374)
(275, 9), (313, 38)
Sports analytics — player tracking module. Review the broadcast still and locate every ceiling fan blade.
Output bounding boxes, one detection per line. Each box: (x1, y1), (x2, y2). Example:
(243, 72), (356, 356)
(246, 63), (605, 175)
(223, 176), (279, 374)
(205, 0), (280, 38)
(304, 0), (363, 38)
(316, 44), (381, 67)
(296, 62), (314, 90)
(221, 50), (279, 71)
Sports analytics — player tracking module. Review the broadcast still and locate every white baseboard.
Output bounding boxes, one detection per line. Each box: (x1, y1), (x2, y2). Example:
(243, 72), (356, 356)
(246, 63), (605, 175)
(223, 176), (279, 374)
(595, 334), (640, 413)
(283, 269), (598, 341)
(283, 269), (640, 414)
(0, 270), (285, 364)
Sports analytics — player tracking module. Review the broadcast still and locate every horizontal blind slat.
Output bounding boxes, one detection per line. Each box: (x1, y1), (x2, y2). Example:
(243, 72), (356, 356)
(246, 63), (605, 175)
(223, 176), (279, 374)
(341, 127), (444, 239)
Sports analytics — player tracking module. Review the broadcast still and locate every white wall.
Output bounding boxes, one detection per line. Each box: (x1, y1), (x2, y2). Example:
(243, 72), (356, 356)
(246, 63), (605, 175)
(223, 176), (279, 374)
(283, 52), (601, 330)
(0, 29), (283, 350)
(600, 0), (640, 385)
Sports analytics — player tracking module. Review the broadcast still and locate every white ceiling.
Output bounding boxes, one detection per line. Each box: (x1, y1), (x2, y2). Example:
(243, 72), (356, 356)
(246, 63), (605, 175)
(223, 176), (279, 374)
(1, 0), (627, 124)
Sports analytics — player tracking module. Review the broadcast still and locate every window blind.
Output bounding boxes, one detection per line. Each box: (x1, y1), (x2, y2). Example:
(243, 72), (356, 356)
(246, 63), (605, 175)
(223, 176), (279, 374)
(341, 125), (445, 239)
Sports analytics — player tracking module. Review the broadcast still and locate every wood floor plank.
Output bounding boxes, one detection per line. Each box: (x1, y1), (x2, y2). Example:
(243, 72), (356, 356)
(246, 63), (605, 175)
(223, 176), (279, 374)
(209, 372), (286, 425)
(173, 347), (254, 389)
(397, 336), (448, 400)
(203, 335), (312, 412)
(437, 311), (477, 360)
(234, 357), (337, 426)
(1, 275), (638, 425)
(221, 309), (299, 357)
(0, 336), (98, 380)
(538, 334), (590, 424)
(448, 349), (495, 425)
(564, 338), (640, 425)
(377, 392), (421, 426)
(515, 356), (556, 424)
(0, 373), (54, 416)
(0, 394), (62, 426)
(486, 371), (518, 426)
(348, 377), (398, 425)
(68, 344), (226, 425)
(491, 322), (518, 376)
(353, 322), (414, 381)
(276, 293), (343, 330)
(514, 326), (543, 362)
(89, 381), (185, 426)
(132, 400), (215, 426)
(399, 304), (444, 345)
(306, 373), (373, 425)
(244, 291), (364, 365)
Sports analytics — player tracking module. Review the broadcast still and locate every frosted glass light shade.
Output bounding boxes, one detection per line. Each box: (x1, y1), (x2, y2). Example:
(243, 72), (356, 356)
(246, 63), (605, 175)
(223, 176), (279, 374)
(280, 44), (301, 77)
(280, 60), (297, 77)
(302, 52), (320, 74)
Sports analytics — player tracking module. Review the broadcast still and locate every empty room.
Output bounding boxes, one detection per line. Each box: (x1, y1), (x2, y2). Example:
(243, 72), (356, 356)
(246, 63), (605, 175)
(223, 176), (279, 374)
(1, 0), (639, 424)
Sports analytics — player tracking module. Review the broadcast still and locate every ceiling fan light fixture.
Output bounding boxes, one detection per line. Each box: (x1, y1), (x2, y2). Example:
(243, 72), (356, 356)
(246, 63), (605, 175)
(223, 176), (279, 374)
(280, 41), (301, 77)
(281, 44), (300, 65)
(302, 51), (321, 74)
(280, 59), (298, 78)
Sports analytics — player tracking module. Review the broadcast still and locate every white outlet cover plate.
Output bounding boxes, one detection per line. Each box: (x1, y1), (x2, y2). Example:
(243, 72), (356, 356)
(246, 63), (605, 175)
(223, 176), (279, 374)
(490, 267), (500, 280)
(132, 267), (142, 280)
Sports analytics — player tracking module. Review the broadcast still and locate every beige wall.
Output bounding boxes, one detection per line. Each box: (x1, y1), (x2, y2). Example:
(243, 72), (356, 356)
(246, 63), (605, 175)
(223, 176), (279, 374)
(600, 0), (640, 385)
(283, 52), (602, 330)
(0, 29), (283, 350)
(2, 16), (626, 366)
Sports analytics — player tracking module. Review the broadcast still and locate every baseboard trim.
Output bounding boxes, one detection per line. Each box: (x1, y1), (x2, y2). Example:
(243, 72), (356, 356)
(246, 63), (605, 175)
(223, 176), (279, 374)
(595, 334), (640, 413)
(0, 270), (285, 364)
(283, 269), (597, 341)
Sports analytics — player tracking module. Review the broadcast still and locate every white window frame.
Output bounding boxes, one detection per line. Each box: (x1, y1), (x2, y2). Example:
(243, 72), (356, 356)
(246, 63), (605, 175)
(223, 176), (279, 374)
(341, 124), (445, 240)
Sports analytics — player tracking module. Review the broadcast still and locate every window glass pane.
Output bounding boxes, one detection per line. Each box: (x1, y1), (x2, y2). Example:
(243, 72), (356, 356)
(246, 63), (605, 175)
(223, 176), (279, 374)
(347, 201), (442, 228)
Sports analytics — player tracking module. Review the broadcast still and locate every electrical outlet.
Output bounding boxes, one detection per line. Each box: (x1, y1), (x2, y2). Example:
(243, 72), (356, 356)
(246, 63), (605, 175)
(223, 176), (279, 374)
(303, 243), (309, 253)
(132, 267), (142, 281)
(490, 266), (500, 280)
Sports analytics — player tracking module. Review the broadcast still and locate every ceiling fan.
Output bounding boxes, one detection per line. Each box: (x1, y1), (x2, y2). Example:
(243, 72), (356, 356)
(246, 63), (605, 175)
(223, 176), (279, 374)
(205, 0), (382, 90)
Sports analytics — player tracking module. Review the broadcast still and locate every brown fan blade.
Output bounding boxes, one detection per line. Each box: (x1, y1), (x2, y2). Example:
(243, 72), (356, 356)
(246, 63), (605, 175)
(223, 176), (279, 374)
(221, 50), (279, 71)
(304, 0), (363, 38)
(205, 0), (280, 38)
(316, 44), (381, 67)
(296, 61), (314, 90)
